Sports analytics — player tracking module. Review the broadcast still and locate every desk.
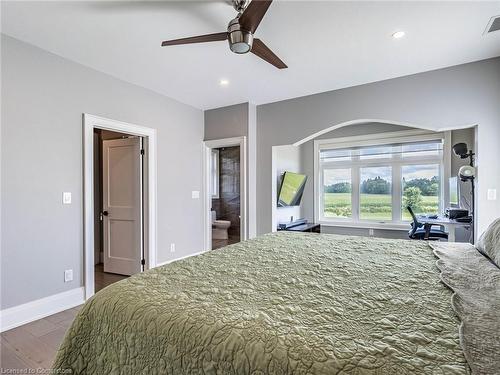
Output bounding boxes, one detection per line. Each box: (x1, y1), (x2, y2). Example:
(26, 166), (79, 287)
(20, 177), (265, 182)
(277, 222), (321, 233)
(417, 216), (472, 242)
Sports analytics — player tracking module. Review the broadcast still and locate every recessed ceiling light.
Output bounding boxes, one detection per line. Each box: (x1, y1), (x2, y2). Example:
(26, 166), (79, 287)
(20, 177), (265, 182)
(219, 79), (229, 86)
(392, 31), (406, 39)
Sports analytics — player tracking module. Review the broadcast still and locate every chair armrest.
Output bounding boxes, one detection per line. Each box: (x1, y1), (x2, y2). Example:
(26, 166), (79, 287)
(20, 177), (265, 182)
(424, 223), (432, 240)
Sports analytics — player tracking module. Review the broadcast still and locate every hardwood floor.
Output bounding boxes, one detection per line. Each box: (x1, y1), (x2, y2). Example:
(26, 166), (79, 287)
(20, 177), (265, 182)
(94, 263), (128, 292)
(1, 265), (128, 371)
(1, 305), (82, 370)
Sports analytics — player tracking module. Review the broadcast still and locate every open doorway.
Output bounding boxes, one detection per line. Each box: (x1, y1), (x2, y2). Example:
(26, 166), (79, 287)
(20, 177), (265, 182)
(210, 146), (241, 249)
(93, 129), (144, 292)
(84, 114), (157, 300)
(204, 137), (247, 251)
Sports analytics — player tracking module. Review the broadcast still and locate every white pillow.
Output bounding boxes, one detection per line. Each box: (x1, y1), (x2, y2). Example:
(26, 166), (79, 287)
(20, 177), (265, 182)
(476, 218), (500, 267)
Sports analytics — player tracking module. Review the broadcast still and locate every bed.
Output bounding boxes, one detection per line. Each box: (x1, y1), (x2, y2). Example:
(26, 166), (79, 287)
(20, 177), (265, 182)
(53, 231), (500, 374)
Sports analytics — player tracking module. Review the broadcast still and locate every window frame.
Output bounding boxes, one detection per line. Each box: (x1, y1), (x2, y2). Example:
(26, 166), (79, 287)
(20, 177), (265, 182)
(210, 149), (220, 199)
(314, 130), (450, 230)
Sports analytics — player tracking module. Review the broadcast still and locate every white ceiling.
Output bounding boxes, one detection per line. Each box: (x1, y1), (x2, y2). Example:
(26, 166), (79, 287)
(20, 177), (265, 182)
(2, 1), (500, 110)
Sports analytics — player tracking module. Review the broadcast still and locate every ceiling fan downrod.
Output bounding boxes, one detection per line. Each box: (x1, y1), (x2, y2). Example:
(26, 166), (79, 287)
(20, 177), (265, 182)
(231, 0), (249, 14)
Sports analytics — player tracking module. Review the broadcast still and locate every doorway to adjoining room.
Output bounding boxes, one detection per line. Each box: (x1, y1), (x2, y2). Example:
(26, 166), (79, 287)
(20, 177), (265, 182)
(204, 136), (247, 251)
(93, 129), (145, 292)
(210, 145), (241, 249)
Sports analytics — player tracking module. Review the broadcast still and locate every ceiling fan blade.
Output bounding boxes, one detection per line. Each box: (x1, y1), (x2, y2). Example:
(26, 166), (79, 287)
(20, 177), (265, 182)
(251, 38), (287, 69)
(161, 32), (227, 47)
(238, 0), (273, 33)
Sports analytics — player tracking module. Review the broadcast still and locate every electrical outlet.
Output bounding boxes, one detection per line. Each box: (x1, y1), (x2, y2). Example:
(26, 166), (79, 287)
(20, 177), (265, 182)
(191, 191), (200, 199)
(170, 243), (176, 253)
(487, 188), (497, 200)
(62, 192), (72, 204)
(368, 229), (374, 236)
(64, 269), (73, 282)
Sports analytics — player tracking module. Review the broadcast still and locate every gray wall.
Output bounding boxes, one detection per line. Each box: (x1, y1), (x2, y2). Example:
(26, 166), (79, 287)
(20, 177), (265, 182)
(204, 102), (258, 239)
(1, 35), (204, 309)
(204, 103), (249, 141)
(257, 57), (500, 236)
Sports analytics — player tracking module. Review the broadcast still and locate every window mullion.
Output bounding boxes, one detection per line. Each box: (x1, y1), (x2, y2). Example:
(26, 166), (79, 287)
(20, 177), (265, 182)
(393, 164), (402, 222)
(352, 166), (360, 222)
(319, 167), (325, 221)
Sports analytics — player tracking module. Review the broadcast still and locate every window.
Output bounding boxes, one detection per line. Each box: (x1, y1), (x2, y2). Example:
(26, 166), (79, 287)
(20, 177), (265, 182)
(210, 149), (219, 198)
(322, 168), (352, 218)
(317, 132), (444, 226)
(402, 164), (440, 220)
(360, 166), (392, 221)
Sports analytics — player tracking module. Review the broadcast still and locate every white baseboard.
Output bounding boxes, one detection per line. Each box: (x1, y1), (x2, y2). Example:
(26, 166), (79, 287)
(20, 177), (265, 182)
(156, 250), (207, 267)
(0, 287), (85, 332)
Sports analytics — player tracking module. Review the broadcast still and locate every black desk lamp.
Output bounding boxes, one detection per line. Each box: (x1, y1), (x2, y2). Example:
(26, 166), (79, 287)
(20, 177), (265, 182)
(452, 142), (475, 241)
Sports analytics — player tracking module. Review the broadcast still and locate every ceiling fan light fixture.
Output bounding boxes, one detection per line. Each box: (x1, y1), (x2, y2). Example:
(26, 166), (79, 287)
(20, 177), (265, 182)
(160, 1), (287, 69)
(228, 17), (253, 54)
(230, 40), (252, 54)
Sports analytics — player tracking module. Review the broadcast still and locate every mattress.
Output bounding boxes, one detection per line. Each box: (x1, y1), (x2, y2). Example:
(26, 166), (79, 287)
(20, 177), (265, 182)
(53, 232), (471, 374)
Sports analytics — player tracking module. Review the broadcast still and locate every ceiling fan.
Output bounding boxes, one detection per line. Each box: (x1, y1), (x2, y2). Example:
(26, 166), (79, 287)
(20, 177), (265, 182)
(161, 0), (287, 69)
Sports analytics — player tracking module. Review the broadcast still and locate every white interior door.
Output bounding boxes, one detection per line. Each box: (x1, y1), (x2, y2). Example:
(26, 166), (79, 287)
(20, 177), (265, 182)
(103, 137), (142, 275)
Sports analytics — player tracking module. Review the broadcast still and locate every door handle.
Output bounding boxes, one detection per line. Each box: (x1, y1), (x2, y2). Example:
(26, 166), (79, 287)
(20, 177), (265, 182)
(100, 210), (108, 221)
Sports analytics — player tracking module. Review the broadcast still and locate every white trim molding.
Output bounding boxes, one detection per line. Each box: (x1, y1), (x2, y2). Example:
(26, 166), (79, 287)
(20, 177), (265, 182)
(156, 250), (207, 267)
(314, 129), (448, 228)
(203, 137), (248, 251)
(294, 118), (477, 147)
(83, 114), (158, 301)
(0, 288), (84, 332)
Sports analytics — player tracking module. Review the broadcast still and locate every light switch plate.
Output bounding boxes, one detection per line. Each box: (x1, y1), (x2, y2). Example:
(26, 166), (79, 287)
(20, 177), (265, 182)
(64, 269), (73, 282)
(191, 190), (200, 199)
(487, 188), (497, 200)
(63, 192), (72, 204)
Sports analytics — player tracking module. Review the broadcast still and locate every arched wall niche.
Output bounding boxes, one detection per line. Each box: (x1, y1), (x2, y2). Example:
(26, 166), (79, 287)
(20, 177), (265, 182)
(293, 118), (475, 146)
(271, 119), (477, 240)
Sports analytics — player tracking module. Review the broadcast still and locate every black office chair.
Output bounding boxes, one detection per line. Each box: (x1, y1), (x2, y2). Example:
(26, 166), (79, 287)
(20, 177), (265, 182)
(407, 206), (448, 240)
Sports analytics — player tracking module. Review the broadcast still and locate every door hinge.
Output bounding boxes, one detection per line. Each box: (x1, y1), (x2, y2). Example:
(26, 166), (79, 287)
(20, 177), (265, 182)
(141, 259), (145, 266)
(140, 149), (145, 155)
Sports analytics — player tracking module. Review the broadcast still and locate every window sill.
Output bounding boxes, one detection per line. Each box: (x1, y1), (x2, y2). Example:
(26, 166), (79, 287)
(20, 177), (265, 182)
(318, 220), (409, 231)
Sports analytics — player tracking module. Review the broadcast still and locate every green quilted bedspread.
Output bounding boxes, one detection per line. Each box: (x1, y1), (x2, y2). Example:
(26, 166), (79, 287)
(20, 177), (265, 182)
(53, 232), (468, 374)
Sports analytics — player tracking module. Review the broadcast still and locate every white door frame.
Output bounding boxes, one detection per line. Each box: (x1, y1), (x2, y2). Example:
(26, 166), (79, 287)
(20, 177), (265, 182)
(83, 114), (157, 300)
(203, 136), (247, 251)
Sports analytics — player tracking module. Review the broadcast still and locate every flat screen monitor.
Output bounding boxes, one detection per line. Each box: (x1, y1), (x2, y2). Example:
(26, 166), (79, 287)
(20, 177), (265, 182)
(277, 172), (307, 207)
(449, 176), (459, 207)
